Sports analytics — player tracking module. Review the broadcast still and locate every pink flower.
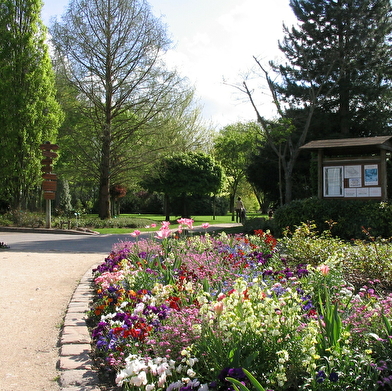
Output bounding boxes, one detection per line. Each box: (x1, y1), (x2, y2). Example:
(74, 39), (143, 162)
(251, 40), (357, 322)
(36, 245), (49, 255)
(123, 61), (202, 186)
(201, 223), (210, 229)
(213, 301), (224, 315)
(318, 264), (330, 276)
(151, 223), (157, 228)
(130, 230), (141, 237)
(177, 218), (194, 229)
(161, 221), (170, 229)
(155, 228), (171, 239)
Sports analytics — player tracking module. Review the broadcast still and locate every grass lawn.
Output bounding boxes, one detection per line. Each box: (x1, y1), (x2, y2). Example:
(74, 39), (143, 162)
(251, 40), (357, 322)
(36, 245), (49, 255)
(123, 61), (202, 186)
(90, 213), (265, 234)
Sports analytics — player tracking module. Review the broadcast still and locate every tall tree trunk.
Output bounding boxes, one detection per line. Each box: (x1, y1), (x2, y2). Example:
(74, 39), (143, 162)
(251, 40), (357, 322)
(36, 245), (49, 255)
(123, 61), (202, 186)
(98, 125), (111, 219)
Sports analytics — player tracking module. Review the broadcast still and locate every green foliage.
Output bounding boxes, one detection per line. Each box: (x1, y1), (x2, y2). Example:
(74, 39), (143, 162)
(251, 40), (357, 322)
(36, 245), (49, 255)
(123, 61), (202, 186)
(54, 216), (157, 230)
(141, 152), (224, 218)
(58, 179), (73, 216)
(277, 0), (392, 136)
(242, 217), (277, 236)
(277, 220), (392, 291)
(214, 122), (259, 209)
(226, 369), (266, 391)
(142, 152), (223, 196)
(345, 229), (392, 290)
(2, 210), (45, 227)
(0, 0), (63, 208)
(50, 0), (200, 219)
(279, 221), (345, 266)
(274, 197), (392, 239)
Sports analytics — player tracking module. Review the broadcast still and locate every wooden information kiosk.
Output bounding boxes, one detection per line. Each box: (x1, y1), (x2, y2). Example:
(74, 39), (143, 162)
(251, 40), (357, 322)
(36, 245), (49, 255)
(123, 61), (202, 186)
(300, 136), (392, 201)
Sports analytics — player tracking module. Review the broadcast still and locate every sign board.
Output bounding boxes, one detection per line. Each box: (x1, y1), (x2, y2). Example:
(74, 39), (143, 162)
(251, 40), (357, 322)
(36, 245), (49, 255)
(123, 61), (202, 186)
(42, 151), (58, 158)
(41, 166), (53, 173)
(42, 173), (57, 180)
(40, 142), (59, 151)
(43, 192), (56, 200)
(42, 181), (57, 191)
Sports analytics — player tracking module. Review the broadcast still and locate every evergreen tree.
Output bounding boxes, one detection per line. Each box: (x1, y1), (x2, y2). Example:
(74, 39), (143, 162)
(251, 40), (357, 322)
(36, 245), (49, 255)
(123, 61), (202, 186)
(58, 179), (73, 216)
(0, 0), (63, 209)
(276, 0), (392, 136)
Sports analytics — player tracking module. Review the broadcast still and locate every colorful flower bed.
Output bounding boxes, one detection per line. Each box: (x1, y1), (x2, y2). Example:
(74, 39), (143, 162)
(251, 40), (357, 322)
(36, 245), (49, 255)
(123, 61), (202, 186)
(87, 221), (392, 390)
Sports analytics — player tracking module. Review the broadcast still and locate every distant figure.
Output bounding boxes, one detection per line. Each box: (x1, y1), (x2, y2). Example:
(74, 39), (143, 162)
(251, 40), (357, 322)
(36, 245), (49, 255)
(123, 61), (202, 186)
(268, 209), (274, 219)
(235, 197), (245, 223)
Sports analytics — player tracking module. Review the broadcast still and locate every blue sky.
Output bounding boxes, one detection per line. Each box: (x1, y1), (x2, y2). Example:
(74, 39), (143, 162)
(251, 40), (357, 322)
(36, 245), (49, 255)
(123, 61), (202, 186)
(41, 0), (296, 129)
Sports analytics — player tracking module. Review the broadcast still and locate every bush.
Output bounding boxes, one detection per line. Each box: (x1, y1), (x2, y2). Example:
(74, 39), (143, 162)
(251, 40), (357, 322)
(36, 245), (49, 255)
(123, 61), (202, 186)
(273, 197), (392, 239)
(2, 210), (45, 227)
(242, 217), (278, 236)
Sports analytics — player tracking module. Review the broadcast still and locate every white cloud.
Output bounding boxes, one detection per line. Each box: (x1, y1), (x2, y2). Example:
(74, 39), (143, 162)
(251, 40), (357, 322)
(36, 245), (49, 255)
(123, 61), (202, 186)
(43, 0), (297, 128)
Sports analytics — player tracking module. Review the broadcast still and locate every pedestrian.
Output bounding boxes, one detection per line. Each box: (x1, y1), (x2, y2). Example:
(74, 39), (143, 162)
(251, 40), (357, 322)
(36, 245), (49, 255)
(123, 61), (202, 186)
(235, 197), (245, 223)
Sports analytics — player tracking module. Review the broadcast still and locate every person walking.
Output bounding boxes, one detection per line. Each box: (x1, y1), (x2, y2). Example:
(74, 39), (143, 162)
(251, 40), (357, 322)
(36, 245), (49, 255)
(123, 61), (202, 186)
(235, 197), (245, 223)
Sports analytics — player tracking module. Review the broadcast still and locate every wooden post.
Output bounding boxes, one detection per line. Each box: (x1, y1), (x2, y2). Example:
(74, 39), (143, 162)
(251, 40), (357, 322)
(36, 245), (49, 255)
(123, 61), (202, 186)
(380, 149), (387, 201)
(318, 149), (323, 198)
(46, 199), (51, 229)
(40, 142), (59, 229)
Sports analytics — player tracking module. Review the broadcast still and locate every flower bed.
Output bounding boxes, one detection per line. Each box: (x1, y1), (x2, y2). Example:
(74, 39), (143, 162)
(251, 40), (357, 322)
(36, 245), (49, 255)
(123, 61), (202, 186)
(87, 222), (392, 391)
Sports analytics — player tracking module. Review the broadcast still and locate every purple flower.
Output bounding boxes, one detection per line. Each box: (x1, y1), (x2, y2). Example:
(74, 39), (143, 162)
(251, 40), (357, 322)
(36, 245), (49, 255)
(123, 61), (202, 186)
(316, 371), (326, 383)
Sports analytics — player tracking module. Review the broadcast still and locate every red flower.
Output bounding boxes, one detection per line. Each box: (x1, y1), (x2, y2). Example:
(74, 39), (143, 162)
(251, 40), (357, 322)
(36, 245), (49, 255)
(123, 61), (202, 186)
(167, 296), (181, 310)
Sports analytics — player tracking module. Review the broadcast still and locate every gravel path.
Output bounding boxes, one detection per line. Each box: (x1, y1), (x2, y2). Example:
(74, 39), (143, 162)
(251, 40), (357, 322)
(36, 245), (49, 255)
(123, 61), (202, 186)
(0, 251), (104, 391)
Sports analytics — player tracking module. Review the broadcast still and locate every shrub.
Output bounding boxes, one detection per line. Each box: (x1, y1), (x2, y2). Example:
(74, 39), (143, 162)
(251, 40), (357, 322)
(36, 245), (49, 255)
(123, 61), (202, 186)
(242, 217), (278, 236)
(274, 198), (392, 239)
(2, 210), (45, 227)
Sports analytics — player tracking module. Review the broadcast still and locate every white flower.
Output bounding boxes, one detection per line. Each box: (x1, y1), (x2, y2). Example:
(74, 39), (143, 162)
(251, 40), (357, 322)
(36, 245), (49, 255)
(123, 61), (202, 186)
(134, 302), (145, 314)
(130, 371), (147, 386)
(187, 357), (198, 367)
(158, 372), (167, 388)
(187, 368), (196, 378)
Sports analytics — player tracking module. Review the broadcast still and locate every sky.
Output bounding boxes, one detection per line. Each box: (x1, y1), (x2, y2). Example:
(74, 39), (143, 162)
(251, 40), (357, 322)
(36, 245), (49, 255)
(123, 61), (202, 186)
(41, 0), (297, 129)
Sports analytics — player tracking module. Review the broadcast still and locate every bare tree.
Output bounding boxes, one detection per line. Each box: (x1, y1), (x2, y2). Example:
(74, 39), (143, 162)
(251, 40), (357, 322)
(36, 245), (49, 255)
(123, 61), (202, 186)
(50, 0), (192, 218)
(238, 53), (334, 203)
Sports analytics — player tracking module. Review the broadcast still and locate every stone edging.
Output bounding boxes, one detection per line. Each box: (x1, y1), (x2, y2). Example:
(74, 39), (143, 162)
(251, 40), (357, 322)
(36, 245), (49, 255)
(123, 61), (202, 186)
(59, 264), (101, 391)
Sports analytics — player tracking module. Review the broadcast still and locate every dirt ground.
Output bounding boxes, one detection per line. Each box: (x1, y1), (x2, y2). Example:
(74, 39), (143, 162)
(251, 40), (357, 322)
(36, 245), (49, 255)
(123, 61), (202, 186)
(0, 251), (105, 391)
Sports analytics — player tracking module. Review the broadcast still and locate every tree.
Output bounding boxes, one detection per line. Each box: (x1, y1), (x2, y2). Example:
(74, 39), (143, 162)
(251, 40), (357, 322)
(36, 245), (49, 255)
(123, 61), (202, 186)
(141, 152), (224, 220)
(0, 0), (63, 209)
(277, 0), (392, 137)
(213, 122), (259, 220)
(246, 141), (280, 210)
(58, 179), (73, 216)
(242, 0), (392, 204)
(50, 0), (194, 219)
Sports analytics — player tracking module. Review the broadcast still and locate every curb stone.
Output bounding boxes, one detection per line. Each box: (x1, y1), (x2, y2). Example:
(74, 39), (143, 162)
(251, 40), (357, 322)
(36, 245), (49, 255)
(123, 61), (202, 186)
(60, 264), (102, 391)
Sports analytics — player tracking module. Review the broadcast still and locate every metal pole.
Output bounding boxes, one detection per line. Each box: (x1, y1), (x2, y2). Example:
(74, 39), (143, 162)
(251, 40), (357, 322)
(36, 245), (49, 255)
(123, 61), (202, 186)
(46, 199), (51, 228)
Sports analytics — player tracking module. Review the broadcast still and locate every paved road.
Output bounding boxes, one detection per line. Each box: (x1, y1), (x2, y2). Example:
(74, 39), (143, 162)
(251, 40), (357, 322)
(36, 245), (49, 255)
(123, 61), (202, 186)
(0, 231), (134, 253)
(0, 223), (241, 253)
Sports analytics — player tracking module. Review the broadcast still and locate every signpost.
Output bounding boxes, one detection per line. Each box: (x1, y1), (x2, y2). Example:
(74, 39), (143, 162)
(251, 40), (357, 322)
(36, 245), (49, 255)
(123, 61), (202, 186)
(40, 142), (59, 228)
